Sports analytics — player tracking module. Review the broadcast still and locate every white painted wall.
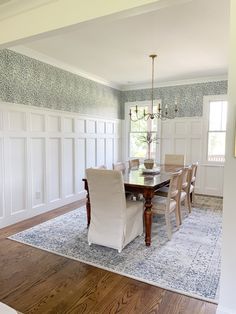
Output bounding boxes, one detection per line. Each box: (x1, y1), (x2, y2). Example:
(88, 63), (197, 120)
(0, 102), (122, 228)
(161, 116), (224, 196)
(217, 1), (236, 313)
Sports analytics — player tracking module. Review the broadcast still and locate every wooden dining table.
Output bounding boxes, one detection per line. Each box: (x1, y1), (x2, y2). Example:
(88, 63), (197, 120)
(82, 165), (183, 247)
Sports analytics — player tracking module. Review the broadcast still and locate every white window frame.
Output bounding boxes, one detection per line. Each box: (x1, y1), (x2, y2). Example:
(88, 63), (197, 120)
(124, 100), (162, 163)
(203, 94), (228, 165)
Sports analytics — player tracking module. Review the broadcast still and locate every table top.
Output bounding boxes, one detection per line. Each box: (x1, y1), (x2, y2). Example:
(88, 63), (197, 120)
(83, 164), (184, 190)
(123, 164), (183, 189)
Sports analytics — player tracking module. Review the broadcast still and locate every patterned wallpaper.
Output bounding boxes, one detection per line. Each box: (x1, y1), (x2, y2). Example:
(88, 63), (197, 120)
(0, 49), (228, 120)
(0, 49), (123, 119)
(121, 80), (228, 118)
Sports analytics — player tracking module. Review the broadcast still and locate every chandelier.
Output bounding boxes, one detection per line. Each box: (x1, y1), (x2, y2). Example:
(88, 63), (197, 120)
(129, 54), (178, 121)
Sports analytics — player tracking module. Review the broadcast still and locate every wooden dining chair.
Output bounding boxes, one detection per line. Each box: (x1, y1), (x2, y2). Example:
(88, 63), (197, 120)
(190, 162), (198, 204)
(178, 166), (192, 222)
(164, 154), (185, 166)
(113, 162), (126, 172)
(129, 159), (140, 169)
(152, 170), (182, 240)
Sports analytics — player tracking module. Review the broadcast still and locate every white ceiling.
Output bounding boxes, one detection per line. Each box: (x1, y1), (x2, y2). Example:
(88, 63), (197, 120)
(12, 0), (230, 89)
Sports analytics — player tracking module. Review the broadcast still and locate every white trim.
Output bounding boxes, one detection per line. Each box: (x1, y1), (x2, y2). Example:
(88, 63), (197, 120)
(9, 231), (218, 305)
(9, 46), (227, 92)
(10, 46), (121, 90)
(0, 101), (121, 123)
(202, 94), (228, 166)
(0, 0), (56, 22)
(0, 101), (122, 228)
(216, 306), (236, 314)
(121, 75), (228, 91)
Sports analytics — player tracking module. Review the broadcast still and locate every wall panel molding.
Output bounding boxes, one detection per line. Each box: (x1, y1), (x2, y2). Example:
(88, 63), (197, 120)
(161, 117), (224, 196)
(0, 101), (122, 228)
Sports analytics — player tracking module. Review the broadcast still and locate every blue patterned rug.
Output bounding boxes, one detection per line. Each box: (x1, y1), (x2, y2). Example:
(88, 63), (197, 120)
(9, 206), (221, 302)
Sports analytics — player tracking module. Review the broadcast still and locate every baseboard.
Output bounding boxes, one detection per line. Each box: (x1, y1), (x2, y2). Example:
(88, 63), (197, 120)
(217, 305), (236, 314)
(0, 190), (86, 229)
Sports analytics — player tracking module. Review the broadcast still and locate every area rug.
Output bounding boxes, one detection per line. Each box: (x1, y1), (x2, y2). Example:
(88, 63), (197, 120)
(9, 206), (222, 303)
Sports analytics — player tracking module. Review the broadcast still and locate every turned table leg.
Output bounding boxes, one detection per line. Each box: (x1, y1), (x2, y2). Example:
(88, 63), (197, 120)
(86, 192), (91, 228)
(143, 189), (154, 246)
(83, 179), (91, 228)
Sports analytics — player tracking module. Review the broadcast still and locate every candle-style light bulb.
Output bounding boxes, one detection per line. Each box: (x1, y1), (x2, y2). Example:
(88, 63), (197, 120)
(175, 99), (178, 113)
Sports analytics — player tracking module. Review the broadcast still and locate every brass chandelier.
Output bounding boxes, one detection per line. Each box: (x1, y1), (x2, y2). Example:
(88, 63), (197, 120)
(129, 54), (178, 121)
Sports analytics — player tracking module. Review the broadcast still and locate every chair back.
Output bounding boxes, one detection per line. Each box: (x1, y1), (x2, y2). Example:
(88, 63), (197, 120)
(182, 166), (191, 189)
(113, 162), (126, 172)
(129, 159), (140, 169)
(191, 162), (198, 183)
(86, 169), (126, 243)
(165, 154), (185, 166)
(167, 170), (183, 200)
(97, 165), (107, 169)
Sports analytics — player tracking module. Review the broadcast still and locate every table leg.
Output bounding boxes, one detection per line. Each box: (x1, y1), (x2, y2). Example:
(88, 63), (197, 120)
(143, 189), (154, 246)
(86, 192), (91, 228)
(83, 180), (91, 228)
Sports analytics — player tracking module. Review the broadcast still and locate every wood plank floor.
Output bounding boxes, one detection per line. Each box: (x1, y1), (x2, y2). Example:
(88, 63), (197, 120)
(0, 201), (217, 314)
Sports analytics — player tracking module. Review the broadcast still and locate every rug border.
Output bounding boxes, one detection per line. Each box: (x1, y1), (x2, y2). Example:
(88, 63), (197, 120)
(8, 236), (218, 305)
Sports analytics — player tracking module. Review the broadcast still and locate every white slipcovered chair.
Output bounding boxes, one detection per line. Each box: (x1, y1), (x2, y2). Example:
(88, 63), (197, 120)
(86, 168), (144, 252)
(0, 302), (20, 314)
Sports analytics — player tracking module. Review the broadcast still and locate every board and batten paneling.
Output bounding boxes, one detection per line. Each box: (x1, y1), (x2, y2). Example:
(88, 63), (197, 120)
(161, 117), (224, 196)
(0, 102), (122, 228)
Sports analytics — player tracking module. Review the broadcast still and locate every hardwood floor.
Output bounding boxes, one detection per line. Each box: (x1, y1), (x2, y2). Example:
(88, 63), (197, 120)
(0, 200), (217, 314)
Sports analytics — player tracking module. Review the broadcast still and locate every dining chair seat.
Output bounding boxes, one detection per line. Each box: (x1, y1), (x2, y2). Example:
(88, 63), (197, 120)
(152, 196), (177, 212)
(180, 190), (187, 202)
(155, 186), (168, 197)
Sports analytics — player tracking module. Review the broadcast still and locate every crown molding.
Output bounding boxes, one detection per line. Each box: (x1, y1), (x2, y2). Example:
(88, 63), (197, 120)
(9, 46), (228, 92)
(0, 0), (56, 22)
(120, 75), (228, 91)
(10, 46), (121, 90)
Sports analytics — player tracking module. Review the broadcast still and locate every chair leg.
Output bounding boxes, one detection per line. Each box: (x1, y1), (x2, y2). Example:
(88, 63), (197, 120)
(175, 206), (180, 228)
(165, 212), (172, 240)
(187, 193), (192, 213)
(192, 190), (195, 205)
(177, 200), (182, 225)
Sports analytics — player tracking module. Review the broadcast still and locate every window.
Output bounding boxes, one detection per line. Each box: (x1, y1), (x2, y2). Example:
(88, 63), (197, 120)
(207, 100), (227, 162)
(129, 103), (159, 159)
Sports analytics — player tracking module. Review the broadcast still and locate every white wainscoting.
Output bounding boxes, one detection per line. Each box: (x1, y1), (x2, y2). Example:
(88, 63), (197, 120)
(161, 117), (224, 196)
(0, 102), (122, 228)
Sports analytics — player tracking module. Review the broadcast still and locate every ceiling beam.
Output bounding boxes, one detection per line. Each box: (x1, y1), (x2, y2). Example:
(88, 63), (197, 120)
(0, 0), (192, 48)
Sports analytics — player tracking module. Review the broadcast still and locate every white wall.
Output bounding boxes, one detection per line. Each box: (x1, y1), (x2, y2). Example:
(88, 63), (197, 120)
(217, 1), (236, 313)
(0, 102), (122, 228)
(161, 117), (224, 196)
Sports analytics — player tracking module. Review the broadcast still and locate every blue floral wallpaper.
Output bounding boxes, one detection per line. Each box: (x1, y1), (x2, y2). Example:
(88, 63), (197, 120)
(121, 80), (228, 118)
(0, 49), (227, 120)
(0, 49), (123, 119)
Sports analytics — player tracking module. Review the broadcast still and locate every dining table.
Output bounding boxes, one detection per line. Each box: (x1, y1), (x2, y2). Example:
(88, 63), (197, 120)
(82, 164), (183, 247)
